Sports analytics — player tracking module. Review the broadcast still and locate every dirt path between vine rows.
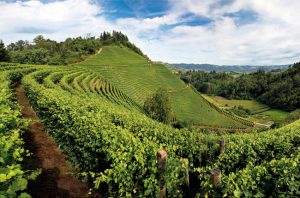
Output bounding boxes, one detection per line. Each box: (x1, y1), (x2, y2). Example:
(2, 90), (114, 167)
(16, 84), (90, 198)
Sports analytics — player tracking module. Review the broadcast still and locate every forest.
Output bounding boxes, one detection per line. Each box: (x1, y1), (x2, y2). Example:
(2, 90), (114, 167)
(0, 31), (145, 65)
(180, 63), (300, 111)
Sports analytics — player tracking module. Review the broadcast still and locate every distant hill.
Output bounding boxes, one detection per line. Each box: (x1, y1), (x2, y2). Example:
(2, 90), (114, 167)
(172, 63), (290, 73)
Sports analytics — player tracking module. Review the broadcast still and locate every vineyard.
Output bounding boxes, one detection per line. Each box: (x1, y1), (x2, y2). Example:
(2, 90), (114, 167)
(75, 46), (251, 128)
(0, 49), (299, 197)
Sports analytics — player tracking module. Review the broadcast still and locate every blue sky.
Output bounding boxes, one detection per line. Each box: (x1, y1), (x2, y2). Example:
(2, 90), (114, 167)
(101, 0), (170, 19)
(0, 0), (300, 65)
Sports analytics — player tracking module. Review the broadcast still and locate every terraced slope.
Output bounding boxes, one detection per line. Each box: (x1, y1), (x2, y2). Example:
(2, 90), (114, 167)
(74, 46), (251, 128)
(1, 64), (298, 197)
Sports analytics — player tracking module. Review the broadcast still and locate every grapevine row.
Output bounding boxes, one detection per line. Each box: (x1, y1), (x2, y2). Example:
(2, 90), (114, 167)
(19, 67), (300, 197)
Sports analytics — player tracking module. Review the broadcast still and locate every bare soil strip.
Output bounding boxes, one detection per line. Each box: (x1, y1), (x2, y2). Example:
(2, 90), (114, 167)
(16, 84), (89, 198)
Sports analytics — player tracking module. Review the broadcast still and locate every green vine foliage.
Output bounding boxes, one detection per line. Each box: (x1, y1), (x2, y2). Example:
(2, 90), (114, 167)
(0, 69), (40, 198)
(1, 64), (299, 197)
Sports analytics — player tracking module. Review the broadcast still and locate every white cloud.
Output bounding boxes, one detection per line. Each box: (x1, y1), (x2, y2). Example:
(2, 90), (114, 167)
(0, 0), (299, 65)
(116, 14), (179, 35)
(137, 0), (300, 64)
(0, 0), (113, 43)
(169, 0), (215, 16)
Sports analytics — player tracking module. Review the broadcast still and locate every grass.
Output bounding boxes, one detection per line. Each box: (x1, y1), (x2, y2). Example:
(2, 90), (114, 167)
(73, 46), (248, 128)
(204, 94), (290, 125)
(203, 95), (269, 113)
(254, 109), (289, 123)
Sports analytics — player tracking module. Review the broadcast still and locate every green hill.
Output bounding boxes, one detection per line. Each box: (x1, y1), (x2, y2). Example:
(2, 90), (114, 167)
(1, 33), (299, 198)
(74, 46), (251, 128)
(0, 62), (299, 197)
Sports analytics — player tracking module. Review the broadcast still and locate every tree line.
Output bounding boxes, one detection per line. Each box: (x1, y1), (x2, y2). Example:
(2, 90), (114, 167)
(100, 31), (147, 58)
(180, 63), (300, 111)
(0, 31), (146, 65)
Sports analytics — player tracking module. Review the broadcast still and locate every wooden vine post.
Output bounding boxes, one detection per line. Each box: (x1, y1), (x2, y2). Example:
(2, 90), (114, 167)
(219, 139), (225, 154)
(210, 168), (222, 188)
(157, 150), (167, 198)
(183, 158), (190, 197)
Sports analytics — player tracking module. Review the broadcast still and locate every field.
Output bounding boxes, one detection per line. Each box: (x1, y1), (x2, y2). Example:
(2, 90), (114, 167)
(74, 46), (251, 128)
(0, 49), (299, 197)
(253, 109), (290, 123)
(203, 94), (290, 125)
(203, 95), (269, 112)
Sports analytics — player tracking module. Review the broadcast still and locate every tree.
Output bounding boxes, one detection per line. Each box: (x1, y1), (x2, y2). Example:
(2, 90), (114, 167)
(144, 88), (173, 124)
(6, 35), (101, 65)
(33, 35), (45, 46)
(7, 40), (30, 51)
(0, 40), (9, 61)
(99, 31), (147, 58)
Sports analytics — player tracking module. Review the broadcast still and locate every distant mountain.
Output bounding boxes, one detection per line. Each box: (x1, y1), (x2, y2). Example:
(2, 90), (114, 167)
(171, 63), (290, 73)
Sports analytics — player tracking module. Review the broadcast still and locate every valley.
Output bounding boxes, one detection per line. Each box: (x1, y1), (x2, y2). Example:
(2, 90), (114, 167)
(0, 32), (299, 197)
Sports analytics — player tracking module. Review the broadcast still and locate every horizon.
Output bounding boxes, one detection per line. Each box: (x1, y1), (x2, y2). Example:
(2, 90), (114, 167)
(1, 0), (300, 65)
(170, 63), (292, 67)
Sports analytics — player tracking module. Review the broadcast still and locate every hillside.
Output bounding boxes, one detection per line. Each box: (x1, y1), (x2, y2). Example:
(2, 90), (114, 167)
(181, 63), (300, 111)
(1, 0), (299, 196)
(258, 62), (300, 110)
(1, 33), (253, 129)
(75, 46), (251, 128)
(0, 62), (299, 197)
